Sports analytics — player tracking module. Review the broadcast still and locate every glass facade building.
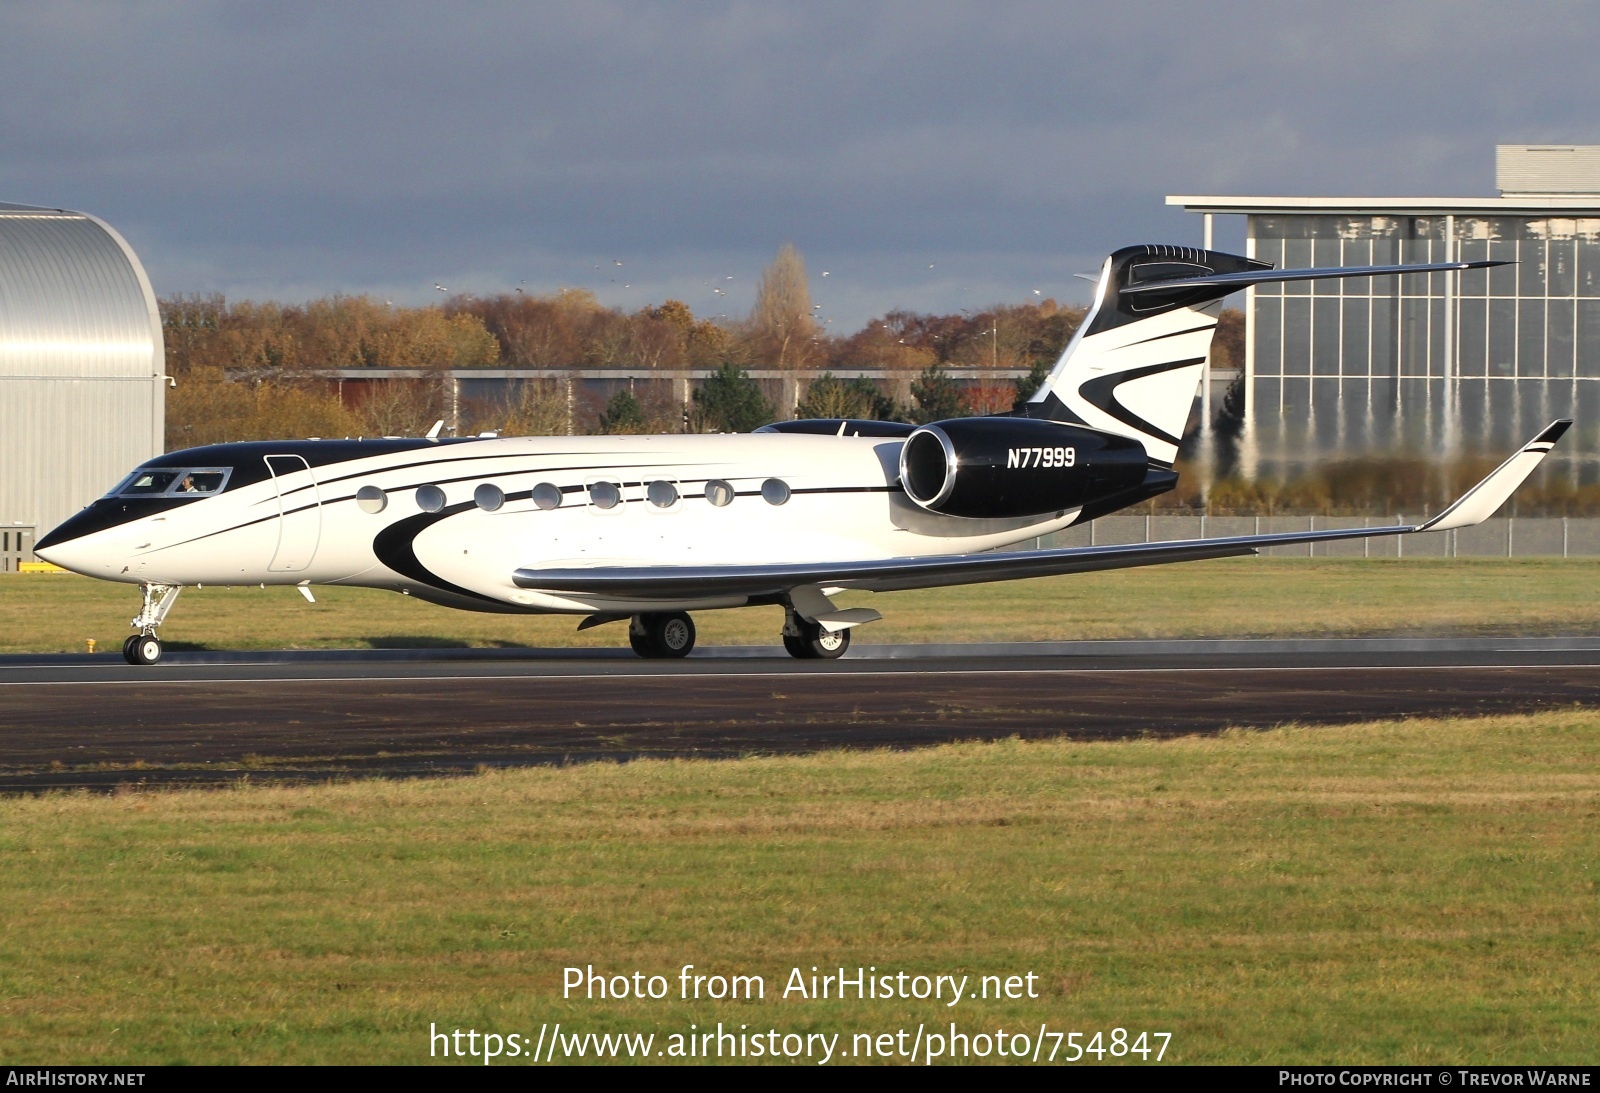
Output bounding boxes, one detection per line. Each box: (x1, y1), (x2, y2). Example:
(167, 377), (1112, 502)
(1170, 173), (1600, 484)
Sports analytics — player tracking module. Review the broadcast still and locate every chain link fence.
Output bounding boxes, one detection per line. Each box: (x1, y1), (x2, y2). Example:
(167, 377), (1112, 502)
(1032, 516), (1600, 557)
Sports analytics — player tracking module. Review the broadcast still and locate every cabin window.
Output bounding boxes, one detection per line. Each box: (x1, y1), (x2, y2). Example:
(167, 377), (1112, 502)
(356, 485), (387, 514)
(704, 479), (735, 507)
(416, 485), (447, 513)
(531, 483), (562, 510)
(760, 478), (791, 505)
(474, 484), (505, 512)
(589, 481), (621, 510)
(646, 480), (678, 508)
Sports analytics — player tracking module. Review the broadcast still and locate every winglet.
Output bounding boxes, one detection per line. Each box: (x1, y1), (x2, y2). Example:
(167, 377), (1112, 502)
(1416, 420), (1571, 533)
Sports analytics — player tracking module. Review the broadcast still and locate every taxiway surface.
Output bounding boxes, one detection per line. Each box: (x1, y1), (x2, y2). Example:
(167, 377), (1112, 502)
(3, 638), (1597, 791)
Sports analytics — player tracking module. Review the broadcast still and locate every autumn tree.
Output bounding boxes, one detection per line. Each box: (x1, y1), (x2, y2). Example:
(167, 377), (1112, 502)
(499, 378), (572, 436)
(748, 243), (819, 369)
(646, 299), (729, 367)
(165, 368), (364, 449)
(159, 295), (500, 372)
(354, 373), (454, 437)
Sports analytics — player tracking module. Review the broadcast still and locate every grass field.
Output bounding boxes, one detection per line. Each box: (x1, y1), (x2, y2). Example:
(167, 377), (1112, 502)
(1, 712), (1596, 1065)
(3, 557), (1599, 653)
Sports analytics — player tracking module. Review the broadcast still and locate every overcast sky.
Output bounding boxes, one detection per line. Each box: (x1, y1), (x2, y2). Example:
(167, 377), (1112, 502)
(3, 1), (1597, 330)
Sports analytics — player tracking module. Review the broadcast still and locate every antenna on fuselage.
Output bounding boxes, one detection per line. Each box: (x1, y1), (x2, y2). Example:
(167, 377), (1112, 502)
(425, 420), (445, 439)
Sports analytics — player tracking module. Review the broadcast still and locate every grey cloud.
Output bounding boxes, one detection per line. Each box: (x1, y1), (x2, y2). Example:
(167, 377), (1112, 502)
(2, 1), (1597, 326)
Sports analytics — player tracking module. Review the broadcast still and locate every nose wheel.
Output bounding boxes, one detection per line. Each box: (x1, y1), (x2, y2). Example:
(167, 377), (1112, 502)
(629, 612), (696, 658)
(123, 582), (181, 666)
(123, 633), (164, 665)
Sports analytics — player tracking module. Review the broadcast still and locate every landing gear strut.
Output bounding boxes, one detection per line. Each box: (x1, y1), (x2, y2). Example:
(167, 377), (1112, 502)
(782, 610), (851, 660)
(123, 583), (181, 665)
(629, 612), (696, 658)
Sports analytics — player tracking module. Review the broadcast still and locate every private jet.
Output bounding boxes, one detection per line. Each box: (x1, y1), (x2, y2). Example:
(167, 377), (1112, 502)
(36, 245), (1569, 665)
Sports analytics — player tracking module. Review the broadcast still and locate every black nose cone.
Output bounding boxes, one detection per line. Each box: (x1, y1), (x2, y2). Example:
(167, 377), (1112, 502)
(36, 499), (156, 550)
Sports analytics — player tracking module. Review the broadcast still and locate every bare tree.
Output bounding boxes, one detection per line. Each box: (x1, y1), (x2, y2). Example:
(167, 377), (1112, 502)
(749, 243), (819, 370)
(500, 377), (573, 436)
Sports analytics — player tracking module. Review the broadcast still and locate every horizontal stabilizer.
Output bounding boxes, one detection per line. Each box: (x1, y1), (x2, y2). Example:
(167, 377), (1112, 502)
(1120, 259), (1507, 297)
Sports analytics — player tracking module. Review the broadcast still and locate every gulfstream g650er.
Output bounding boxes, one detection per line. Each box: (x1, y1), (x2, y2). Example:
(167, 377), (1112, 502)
(36, 245), (1569, 664)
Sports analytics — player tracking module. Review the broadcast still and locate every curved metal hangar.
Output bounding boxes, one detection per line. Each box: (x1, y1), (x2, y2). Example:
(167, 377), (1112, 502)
(0, 201), (165, 565)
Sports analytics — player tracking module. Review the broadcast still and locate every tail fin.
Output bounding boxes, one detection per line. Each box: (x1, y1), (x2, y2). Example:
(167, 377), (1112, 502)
(1026, 244), (1505, 465)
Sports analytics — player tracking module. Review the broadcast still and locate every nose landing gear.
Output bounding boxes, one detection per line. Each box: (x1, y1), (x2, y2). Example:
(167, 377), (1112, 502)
(123, 583), (181, 665)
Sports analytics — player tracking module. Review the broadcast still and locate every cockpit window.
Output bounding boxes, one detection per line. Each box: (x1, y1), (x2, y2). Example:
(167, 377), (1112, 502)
(176, 471), (227, 494)
(121, 471), (181, 495)
(114, 467), (233, 497)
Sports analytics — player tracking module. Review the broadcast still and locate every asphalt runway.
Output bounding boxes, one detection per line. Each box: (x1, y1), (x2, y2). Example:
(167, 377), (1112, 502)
(3, 638), (1599, 792)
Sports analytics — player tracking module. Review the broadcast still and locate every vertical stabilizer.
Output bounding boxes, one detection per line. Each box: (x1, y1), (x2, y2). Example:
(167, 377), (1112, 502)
(1025, 245), (1268, 466)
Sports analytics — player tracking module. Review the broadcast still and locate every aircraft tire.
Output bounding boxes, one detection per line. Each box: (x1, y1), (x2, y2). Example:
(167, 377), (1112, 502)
(122, 635), (140, 664)
(631, 612), (695, 658)
(807, 624), (850, 660)
(651, 612), (695, 658)
(787, 620), (849, 660)
(130, 635), (163, 666)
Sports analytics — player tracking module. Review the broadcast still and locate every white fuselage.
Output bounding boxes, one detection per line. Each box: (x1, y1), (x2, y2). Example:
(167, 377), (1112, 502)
(42, 433), (1082, 615)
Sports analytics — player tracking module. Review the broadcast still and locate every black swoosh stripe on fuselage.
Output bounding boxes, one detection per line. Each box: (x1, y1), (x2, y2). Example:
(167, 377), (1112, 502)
(370, 503), (506, 605)
(365, 484), (903, 606)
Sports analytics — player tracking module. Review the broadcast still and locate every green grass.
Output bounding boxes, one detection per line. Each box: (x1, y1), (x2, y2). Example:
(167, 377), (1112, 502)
(1, 713), (1596, 1064)
(4, 557), (1599, 654)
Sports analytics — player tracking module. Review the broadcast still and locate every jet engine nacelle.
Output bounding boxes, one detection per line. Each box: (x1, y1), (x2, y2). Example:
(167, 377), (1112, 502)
(898, 417), (1150, 519)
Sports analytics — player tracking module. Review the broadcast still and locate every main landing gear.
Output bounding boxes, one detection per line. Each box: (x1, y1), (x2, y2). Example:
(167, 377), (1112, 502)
(123, 583), (181, 665)
(617, 607), (854, 660)
(781, 610), (850, 660)
(629, 612), (696, 658)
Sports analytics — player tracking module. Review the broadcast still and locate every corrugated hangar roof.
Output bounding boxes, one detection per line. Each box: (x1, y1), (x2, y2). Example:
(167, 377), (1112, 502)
(0, 201), (164, 381)
(0, 200), (165, 545)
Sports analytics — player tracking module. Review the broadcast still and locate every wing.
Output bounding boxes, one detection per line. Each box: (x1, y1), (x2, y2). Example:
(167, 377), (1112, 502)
(512, 421), (1570, 600)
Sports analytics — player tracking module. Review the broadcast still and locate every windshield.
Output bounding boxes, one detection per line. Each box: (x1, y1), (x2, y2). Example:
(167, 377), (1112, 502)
(112, 467), (233, 498)
(120, 470), (181, 495)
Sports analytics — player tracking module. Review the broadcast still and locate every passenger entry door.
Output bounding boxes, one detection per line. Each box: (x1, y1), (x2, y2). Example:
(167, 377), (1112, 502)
(265, 455), (322, 572)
